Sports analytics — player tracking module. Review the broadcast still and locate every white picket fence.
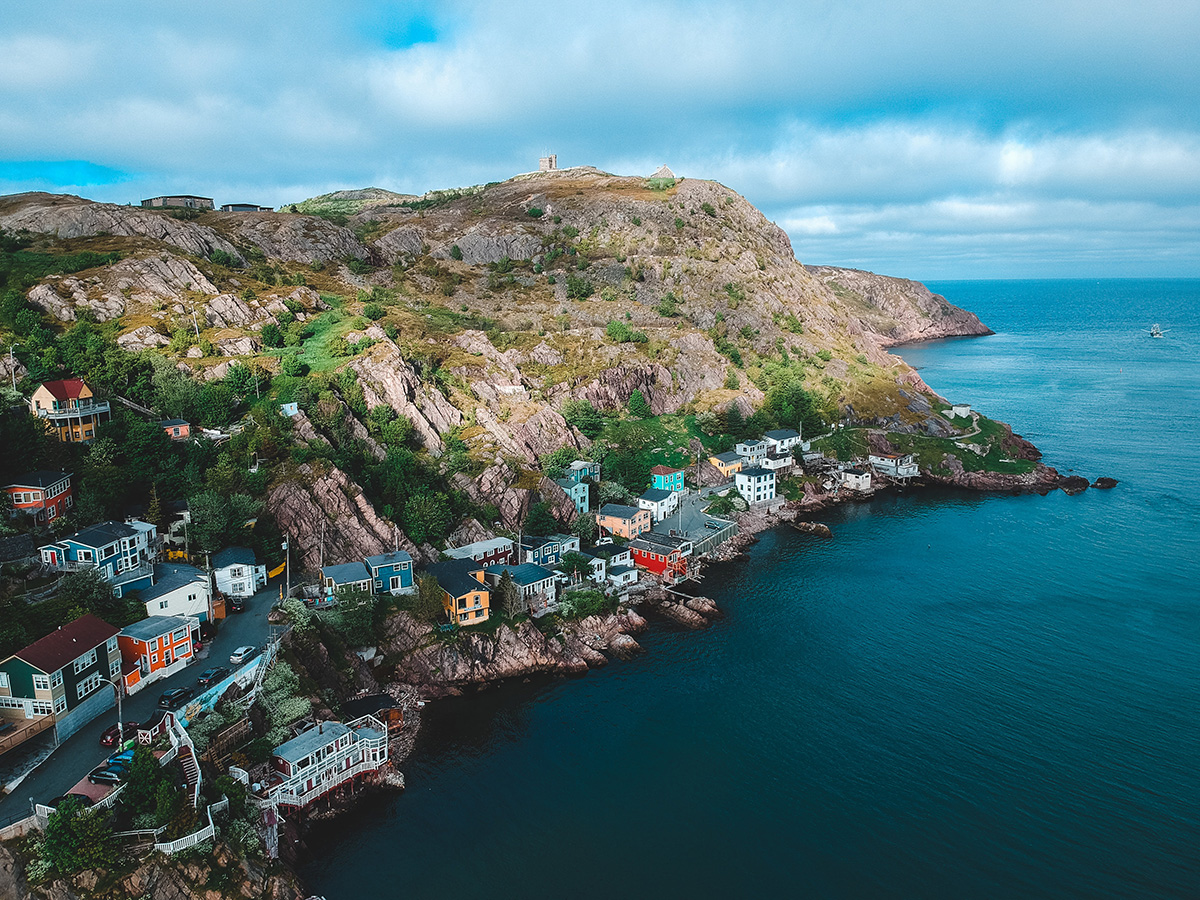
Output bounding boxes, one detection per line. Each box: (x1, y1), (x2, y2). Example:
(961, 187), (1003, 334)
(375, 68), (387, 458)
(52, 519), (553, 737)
(153, 806), (216, 854)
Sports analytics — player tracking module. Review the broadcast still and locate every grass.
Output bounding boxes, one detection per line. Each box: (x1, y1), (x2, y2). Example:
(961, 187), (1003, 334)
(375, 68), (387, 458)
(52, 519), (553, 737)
(594, 413), (720, 468)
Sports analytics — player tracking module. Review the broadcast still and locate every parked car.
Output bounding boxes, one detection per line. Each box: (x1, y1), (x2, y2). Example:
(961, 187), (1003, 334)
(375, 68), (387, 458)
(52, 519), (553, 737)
(49, 793), (94, 809)
(106, 748), (136, 766)
(229, 597), (246, 613)
(88, 763), (129, 785)
(157, 687), (194, 709)
(229, 645), (257, 665)
(196, 666), (229, 688)
(99, 721), (140, 747)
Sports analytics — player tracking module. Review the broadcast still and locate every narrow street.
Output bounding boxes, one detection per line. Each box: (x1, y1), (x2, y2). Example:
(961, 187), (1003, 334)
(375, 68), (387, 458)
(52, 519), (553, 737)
(0, 577), (284, 821)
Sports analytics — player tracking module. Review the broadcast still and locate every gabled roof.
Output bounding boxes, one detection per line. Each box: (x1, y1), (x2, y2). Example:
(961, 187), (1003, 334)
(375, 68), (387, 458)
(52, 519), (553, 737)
(14, 614), (118, 674)
(36, 378), (88, 400)
(274, 720), (352, 764)
(66, 520), (138, 548)
(444, 537), (513, 559)
(487, 563), (556, 587)
(138, 563), (208, 604)
(365, 550), (413, 570)
(711, 451), (742, 464)
(639, 488), (673, 503)
(5, 470), (72, 490)
(739, 466), (773, 478)
(649, 465), (682, 476)
(322, 561), (371, 585)
(212, 547), (256, 570)
(160, 419), (189, 427)
(598, 503), (641, 519)
(586, 543), (629, 560)
(763, 429), (800, 441)
(521, 535), (560, 550)
(120, 615), (194, 643)
(426, 559), (487, 598)
(638, 532), (692, 552)
(652, 165), (676, 179)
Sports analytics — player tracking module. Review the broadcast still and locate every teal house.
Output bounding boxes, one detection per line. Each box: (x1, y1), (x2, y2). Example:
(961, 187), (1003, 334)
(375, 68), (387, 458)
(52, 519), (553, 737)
(650, 465), (685, 492)
(365, 551), (415, 595)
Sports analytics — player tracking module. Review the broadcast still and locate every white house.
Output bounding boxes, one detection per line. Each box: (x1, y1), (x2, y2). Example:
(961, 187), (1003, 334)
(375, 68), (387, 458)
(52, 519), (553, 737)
(868, 452), (919, 479)
(948, 403), (971, 419)
(735, 439), (769, 466)
(637, 488), (679, 522)
(137, 563), (212, 622)
(212, 547), (267, 598)
(268, 715), (389, 810)
(760, 452), (793, 475)
(735, 467), (776, 505)
(588, 543), (638, 588)
(840, 467), (872, 492)
(762, 429), (802, 454)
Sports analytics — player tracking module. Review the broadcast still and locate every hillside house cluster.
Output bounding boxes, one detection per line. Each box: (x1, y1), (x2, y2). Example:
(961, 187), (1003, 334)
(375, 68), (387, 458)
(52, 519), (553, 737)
(39, 519), (159, 597)
(320, 550), (415, 605)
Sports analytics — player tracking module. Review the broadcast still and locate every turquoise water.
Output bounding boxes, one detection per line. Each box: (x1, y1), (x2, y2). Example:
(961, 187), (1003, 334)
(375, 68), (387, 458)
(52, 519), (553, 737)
(300, 280), (1200, 899)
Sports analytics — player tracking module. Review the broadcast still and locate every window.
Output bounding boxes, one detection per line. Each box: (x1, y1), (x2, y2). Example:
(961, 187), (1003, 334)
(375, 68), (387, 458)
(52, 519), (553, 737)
(65, 495), (73, 508)
(78, 549), (94, 562)
(73, 648), (97, 674)
(151, 653), (158, 664)
(109, 660), (120, 678)
(106, 636), (117, 655)
(0, 672), (8, 688)
(32, 700), (53, 715)
(160, 600), (169, 609)
(172, 628), (187, 643)
(50, 670), (62, 687)
(33, 675), (50, 691)
(54, 695), (67, 715)
(76, 671), (101, 699)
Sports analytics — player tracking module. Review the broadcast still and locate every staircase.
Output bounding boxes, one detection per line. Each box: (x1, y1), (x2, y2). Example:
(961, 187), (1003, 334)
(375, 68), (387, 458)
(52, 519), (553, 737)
(113, 395), (159, 418)
(178, 744), (201, 805)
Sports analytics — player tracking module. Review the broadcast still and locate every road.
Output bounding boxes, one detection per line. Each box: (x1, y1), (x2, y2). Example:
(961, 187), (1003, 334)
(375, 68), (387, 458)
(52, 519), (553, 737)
(0, 577), (282, 820)
(652, 490), (731, 540)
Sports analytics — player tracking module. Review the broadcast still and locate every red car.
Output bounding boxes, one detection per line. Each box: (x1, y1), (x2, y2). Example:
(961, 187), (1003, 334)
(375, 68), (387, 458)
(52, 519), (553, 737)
(99, 722), (139, 747)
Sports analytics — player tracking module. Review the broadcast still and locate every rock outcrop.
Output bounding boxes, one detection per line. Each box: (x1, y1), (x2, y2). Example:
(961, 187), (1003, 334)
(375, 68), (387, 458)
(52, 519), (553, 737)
(214, 211), (369, 263)
(452, 460), (576, 529)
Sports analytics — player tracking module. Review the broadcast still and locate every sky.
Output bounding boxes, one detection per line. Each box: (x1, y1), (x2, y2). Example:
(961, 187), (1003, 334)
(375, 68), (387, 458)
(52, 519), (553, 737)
(2, 0), (1199, 279)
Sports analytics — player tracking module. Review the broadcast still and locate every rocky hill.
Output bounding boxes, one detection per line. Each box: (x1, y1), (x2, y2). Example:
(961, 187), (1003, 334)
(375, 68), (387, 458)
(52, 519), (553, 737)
(0, 168), (998, 569)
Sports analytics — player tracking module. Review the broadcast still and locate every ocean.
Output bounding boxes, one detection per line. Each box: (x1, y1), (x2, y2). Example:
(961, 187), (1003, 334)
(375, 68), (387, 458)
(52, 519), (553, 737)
(299, 280), (1200, 899)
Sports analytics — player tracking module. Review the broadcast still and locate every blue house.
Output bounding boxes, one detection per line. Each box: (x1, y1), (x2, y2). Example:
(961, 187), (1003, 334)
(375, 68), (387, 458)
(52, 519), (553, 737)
(649, 465), (685, 492)
(554, 477), (589, 515)
(365, 551), (414, 595)
(521, 535), (565, 568)
(565, 460), (599, 484)
(39, 520), (158, 598)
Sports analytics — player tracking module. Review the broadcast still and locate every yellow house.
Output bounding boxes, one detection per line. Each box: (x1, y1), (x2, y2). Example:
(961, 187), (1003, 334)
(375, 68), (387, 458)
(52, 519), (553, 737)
(596, 503), (652, 540)
(709, 451), (744, 479)
(427, 561), (491, 625)
(29, 379), (111, 443)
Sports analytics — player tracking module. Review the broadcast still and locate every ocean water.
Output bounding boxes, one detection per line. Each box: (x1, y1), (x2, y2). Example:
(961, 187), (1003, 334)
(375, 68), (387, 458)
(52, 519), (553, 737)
(300, 280), (1200, 900)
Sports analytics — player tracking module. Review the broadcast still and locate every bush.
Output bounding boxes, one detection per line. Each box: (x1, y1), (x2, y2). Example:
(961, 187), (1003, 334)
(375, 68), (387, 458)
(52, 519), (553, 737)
(725, 368), (740, 390)
(526, 207), (544, 218)
(562, 225), (579, 239)
(674, 217), (685, 230)
(362, 302), (385, 320)
(701, 202), (717, 217)
(565, 274), (593, 300)
(816, 349), (832, 362)
(605, 320), (648, 344)
(628, 389), (652, 418)
(655, 293), (680, 317)
(260, 322), (283, 348)
(449, 244), (463, 261)
(209, 249), (241, 268)
(631, 216), (641, 226)
(280, 354), (308, 377)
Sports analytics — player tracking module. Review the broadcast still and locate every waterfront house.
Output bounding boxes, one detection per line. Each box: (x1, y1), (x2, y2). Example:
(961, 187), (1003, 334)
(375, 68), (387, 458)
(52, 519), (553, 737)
(0, 613), (121, 744)
(948, 403), (971, 419)
(637, 488), (679, 522)
(118, 615), (198, 694)
(364, 551), (414, 595)
(762, 429), (802, 454)
(868, 452), (919, 480)
(735, 467), (776, 505)
(321, 561), (373, 603)
(39, 519), (158, 597)
(649, 465), (685, 493)
(596, 504), (651, 540)
(565, 460), (600, 484)
(629, 533), (693, 584)
(160, 419), (191, 441)
(30, 379), (111, 443)
(588, 542), (633, 569)
(212, 547), (267, 599)
(141, 195), (214, 209)
(483, 563), (560, 616)
(607, 564), (639, 588)
(555, 477), (590, 515)
(138, 563), (212, 622)
(268, 715), (388, 810)
(735, 439), (769, 466)
(4, 470), (74, 524)
(840, 468), (872, 492)
(708, 451), (743, 480)
(427, 560), (491, 625)
(760, 452), (793, 476)
(444, 537), (514, 568)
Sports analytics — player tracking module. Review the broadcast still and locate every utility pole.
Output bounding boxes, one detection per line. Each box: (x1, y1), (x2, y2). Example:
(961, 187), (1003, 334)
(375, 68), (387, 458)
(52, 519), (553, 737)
(8, 342), (18, 392)
(109, 677), (124, 745)
(283, 538), (290, 600)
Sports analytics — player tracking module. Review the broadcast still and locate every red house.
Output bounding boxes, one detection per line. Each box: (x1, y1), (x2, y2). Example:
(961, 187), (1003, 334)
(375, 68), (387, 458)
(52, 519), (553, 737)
(4, 471), (74, 524)
(629, 533), (694, 584)
(118, 615), (197, 694)
(159, 419), (191, 441)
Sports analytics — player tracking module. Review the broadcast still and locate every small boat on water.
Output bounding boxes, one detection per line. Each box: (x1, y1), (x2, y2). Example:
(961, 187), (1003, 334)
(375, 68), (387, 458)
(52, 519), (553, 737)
(1149, 323), (1167, 338)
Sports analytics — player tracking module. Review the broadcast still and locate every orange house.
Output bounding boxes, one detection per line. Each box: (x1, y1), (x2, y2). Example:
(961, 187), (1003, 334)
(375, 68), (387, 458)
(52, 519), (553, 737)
(160, 419), (191, 441)
(118, 615), (197, 694)
(426, 560), (491, 626)
(596, 503), (651, 540)
(29, 379), (111, 443)
(4, 471), (74, 524)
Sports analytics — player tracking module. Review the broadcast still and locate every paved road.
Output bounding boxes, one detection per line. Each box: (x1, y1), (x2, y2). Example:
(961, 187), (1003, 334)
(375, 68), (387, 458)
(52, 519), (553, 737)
(0, 577), (282, 819)
(652, 490), (731, 540)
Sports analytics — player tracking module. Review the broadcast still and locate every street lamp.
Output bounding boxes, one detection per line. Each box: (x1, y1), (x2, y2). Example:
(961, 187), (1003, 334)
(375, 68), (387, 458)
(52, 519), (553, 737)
(108, 676), (125, 746)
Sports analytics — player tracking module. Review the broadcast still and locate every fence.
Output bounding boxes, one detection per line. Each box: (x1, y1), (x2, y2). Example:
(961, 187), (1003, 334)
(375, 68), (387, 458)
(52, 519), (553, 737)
(689, 519), (739, 556)
(153, 807), (216, 854)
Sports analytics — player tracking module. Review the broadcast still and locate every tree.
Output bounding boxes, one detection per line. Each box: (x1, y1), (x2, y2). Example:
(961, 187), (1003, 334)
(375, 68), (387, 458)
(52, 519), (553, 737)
(280, 354), (307, 377)
(41, 797), (114, 875)
(598, 481), (634, 505)
(525, 501), (558, 536)
(121, 745), (165, 813)
(573, 511), (598, 544)
(412, 575), (445, 623)
(403, 492), (452, 544)
(627, 389), (651, 419)
(561, 399), (604, 438)
(539, 447), (576, 480)
(261, 322), (284, 348)
(57, 569), (141, 627)
(559, 551), (593, 584)
(496, 570), (524, 617)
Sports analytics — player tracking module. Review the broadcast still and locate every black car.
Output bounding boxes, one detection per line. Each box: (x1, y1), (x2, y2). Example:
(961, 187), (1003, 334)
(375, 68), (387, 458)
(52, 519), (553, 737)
(196, 666), (229, 688)
(157, 687), (194, 709)
(88, 762), (129, 785)
(229, 597), (246, 613)
(49, 793), (94, 809)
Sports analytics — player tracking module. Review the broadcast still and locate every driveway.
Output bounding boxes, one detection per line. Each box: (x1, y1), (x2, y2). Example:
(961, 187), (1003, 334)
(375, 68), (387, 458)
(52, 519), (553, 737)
(0, 576), (281, 820)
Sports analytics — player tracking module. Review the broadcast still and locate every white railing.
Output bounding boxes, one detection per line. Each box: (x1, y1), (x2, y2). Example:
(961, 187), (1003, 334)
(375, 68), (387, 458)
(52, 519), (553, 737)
(153, 807), (215, 854)
(37, 401), (111, 420)
(209, 796), (229, 817)
(269, 757), (383, 808)
(94, 783), (127, 810)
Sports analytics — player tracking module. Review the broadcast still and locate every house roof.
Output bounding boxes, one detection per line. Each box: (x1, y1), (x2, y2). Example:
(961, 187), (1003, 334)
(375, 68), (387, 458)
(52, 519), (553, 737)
(36, 378), (88, 400)
(120, 615), (194, 643)
(638, 532), (691, 552)
(160, 419), (189, 427)
(5, 470), (72, 490)
(586, 543), (628, 560)
(67, 520), (139, 548)
(521, 535), (560, 550)
(139, 564), (208, 604)
(598, 503), (641, 520)
(711, 451), (742, 464)
(845, 467), (869, 476)
(274, 720), (352, 764)
(426, 559), (486, 598)
(364, 550), (412, 570)
(739, 467), (773, 478)
(738, 439), (768, 449)
(444, 537), (513, 559)
(568, 460), (596, 469)
(652, 165), (676, 179)
(212, 547), (256, 570)
(650, 465), (682, 476)
(608, 564), (635, 576)
(550, 533), (578, 545)
(487, 563), (556, 587)
(15, 614), (118, 674)
(322, 561), (371, 585)
(763, 429), (800, 441)
(640, 488), (673, 503)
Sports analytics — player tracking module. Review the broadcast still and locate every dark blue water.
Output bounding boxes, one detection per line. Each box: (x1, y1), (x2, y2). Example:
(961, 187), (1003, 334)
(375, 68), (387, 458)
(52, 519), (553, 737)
(300, 280), (1200, 899)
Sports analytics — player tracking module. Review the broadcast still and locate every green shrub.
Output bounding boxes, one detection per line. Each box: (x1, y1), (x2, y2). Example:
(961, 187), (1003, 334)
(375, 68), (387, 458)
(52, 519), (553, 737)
(449, 244), (463, 261)
(280, 354), (308, 377)
(655, 293), (680, 317)
(631, 216), (642, 226)
(562, 225), (579, 239)
(527, 207), (544, 218)
(362, 302), (385, 320)
(674, 217), (685, 230)
(565, 274), (593, 300)
(209, 249), (241, 268)
(701, 202), (717, 217)
(816, 349), (832, 362)
(260, 323), (283, 347)
(628, 389), (652, 418)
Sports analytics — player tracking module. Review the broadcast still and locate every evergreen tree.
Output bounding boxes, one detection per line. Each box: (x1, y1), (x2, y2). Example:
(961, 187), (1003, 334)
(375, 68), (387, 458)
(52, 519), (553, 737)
(627, 389), (652, 419)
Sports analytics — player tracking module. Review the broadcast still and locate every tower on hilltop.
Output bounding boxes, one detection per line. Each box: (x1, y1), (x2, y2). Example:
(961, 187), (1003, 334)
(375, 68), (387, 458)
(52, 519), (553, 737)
(539, 154), (558, 171)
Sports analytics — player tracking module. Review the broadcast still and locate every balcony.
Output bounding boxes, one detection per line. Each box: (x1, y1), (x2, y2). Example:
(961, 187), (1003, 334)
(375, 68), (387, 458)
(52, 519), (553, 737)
(37, 401), (111, 421)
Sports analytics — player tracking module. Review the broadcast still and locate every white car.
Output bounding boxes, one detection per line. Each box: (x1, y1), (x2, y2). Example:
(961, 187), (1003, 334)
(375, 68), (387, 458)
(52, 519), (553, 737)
(229, 645), (257, 665)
